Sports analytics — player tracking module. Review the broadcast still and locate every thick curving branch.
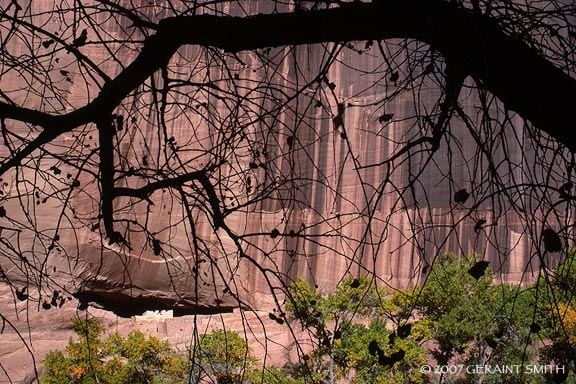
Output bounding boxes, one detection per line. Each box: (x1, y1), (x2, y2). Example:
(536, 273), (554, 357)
(97, 117), (116, 240)
(116, 172), (225, 230)
(158, 0), (575, 151)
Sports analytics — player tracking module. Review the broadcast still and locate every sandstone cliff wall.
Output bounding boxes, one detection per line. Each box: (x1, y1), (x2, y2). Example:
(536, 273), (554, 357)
(0, 0), (557, 314)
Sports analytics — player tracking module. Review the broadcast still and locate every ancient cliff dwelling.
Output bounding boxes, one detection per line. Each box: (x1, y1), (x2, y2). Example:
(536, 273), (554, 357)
(0, 0), (575, 383)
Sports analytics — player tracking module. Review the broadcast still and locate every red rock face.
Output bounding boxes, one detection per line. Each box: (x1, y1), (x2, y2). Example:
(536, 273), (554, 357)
(0, 0), (564, 314)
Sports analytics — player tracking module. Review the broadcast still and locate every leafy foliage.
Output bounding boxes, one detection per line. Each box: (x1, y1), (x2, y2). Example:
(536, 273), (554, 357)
(283, 254), (576, 383)
(405, 253), (498, 365)
(41, 319), (297, 384)
(536, 251), (576, 382)
(285, 276), (428, 383)
(334, 319), (429, 384)
(40, 318), (188, 384)
(190, 329), (257, 383)
(400, 253), (576, 383)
